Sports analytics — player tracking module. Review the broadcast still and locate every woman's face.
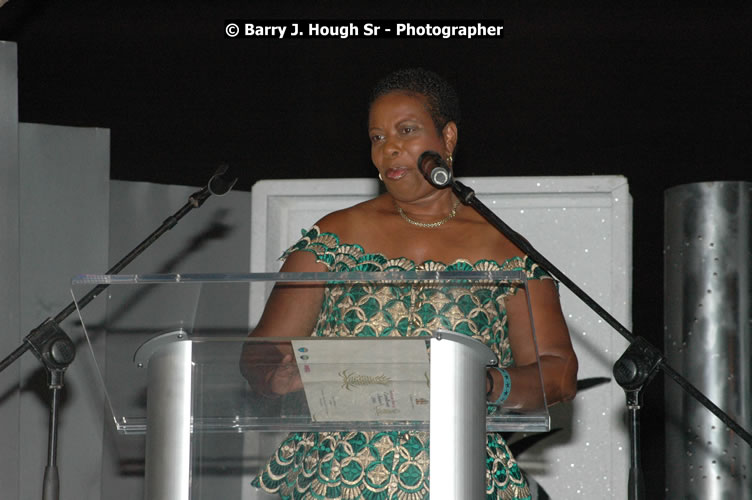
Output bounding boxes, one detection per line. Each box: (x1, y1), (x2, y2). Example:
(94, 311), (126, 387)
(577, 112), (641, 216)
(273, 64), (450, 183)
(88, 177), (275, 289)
(368, 92), (455, 202)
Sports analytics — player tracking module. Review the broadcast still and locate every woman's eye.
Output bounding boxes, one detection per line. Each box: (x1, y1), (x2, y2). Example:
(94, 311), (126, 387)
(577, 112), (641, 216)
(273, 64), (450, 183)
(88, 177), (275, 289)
(370, 134), (384, 143)
(401, 126), (414, 134)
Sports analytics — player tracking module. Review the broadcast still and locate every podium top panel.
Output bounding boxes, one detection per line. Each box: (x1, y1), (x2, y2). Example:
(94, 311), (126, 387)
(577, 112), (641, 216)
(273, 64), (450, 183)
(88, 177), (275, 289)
(71, 271), (548, 435)
(73, 270), (528, 285)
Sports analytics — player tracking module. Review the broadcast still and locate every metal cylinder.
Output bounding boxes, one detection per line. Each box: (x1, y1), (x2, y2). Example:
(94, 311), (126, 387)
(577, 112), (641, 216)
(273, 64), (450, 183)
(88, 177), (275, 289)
(664, 181), (752, 499)
(430, 330), (496, 500)
(142, 333), (193, 500)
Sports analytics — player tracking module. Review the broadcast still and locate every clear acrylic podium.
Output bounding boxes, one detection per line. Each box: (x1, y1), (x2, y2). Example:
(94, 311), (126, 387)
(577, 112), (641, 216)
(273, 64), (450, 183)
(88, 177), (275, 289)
(72, 271), (549, 500)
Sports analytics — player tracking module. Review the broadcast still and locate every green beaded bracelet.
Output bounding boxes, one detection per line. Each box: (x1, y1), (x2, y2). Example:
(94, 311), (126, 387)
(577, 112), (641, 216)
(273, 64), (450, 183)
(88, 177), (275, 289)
(487, 366), (511, 406)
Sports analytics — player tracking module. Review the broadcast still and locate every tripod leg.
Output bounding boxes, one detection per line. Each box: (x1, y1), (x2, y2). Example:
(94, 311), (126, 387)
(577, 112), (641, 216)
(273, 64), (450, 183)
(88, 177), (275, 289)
(626, 389), (645, 500)
(42, 372), (63, 500)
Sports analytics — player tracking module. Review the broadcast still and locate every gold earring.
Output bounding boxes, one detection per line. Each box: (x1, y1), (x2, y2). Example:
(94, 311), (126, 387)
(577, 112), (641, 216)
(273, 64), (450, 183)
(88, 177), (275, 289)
(446, 154), (453, 166)
(378, 172), (383, 181)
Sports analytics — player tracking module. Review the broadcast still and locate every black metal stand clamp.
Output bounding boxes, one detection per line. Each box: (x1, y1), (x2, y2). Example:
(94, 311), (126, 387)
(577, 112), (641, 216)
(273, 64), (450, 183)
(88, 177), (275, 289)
(612, 336), (664, 500)
(0, 164), (237, 500)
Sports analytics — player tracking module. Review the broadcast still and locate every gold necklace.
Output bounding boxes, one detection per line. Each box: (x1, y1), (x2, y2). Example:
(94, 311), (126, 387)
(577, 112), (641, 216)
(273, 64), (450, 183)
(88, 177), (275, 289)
(396, 198), (461, 228)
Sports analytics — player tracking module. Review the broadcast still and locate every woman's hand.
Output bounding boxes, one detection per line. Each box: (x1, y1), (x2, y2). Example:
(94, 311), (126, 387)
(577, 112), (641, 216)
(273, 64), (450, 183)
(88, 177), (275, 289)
(240, 343), (303, 398)
(266, 352), (303, 396)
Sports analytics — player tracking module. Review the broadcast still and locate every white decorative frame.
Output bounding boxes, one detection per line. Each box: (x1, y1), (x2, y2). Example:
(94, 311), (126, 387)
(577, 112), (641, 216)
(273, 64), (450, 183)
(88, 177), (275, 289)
(249, 176), (632, 499)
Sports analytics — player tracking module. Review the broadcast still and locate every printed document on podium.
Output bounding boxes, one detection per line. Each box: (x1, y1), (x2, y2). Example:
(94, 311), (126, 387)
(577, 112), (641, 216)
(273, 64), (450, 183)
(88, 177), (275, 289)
(291, 338), (430, 422)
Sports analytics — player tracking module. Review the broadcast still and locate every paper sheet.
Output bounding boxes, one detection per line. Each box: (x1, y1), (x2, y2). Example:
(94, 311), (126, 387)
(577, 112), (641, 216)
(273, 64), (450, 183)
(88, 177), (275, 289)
(291, 338), (430, 422)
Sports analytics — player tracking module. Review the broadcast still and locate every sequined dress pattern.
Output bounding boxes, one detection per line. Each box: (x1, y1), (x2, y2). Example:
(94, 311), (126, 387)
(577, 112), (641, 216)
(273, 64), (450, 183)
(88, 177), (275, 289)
(252, 226), (548, 500)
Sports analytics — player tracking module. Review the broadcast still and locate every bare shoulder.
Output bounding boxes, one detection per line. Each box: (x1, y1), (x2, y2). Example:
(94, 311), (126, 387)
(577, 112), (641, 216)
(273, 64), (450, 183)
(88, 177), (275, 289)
(315, 195), (391, 241)
(454, 207), (526, 263)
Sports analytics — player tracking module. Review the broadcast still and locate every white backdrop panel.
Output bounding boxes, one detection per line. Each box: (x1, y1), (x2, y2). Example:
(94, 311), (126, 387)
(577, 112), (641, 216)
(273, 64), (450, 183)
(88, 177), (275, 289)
(0, 40), (21, 500)
(18, 122), (110, 500)
(102, 180), (252, 500)
(250, 176), (632, 499)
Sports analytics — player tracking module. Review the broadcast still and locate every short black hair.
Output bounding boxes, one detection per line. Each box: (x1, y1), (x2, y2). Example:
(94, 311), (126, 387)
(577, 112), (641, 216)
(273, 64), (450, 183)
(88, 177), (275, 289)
(369, 68), (461, 133)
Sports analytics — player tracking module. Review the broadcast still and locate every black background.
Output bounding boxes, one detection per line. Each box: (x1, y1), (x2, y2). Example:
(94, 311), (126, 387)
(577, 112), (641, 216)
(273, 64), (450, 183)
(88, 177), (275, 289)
(2, 1), (751, 497)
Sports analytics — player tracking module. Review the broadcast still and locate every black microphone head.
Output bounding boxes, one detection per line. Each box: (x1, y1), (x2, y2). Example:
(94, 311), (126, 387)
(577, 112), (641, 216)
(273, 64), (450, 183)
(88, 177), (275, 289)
(430, 168), (451, 187)
(417, 150), (441, 174)
(417, 150), (452, 188)
(208, 163), (239, 196)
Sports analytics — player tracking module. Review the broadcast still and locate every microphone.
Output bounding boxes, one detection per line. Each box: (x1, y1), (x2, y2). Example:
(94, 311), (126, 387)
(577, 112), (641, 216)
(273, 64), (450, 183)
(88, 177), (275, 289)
(417, 151), (453, 188)
(208, 163), (239, 196)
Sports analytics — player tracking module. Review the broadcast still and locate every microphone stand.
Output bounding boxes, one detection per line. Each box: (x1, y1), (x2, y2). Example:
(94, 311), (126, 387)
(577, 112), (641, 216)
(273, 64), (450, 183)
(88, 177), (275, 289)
(0, 165), (237, 500)
(449, 178), (752, 500)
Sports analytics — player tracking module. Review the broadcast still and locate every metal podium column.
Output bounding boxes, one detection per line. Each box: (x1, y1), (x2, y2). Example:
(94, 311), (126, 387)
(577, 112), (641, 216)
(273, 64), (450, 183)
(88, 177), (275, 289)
(430, 330), (496, 499)
(138, 331), (193, 500)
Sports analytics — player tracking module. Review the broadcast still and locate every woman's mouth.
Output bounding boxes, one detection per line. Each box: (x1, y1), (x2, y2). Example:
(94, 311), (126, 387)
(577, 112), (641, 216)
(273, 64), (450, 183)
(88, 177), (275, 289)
(386, 166), (408, 180)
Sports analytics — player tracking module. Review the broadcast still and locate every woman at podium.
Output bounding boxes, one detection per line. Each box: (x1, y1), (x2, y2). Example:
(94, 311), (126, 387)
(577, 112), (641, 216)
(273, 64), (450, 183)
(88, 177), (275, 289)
(243, 68), (578, 500)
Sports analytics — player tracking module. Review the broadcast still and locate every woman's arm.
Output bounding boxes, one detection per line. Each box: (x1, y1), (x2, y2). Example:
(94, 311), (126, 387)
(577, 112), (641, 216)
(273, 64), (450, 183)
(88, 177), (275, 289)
(239, 250), (327, 395)
(490, 278), (578, 409)
(251, 250), (327, 339)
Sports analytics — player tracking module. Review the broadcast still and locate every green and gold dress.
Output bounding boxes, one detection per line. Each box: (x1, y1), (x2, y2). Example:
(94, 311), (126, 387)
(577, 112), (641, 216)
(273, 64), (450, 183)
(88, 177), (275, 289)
(252, 226), (548, 500)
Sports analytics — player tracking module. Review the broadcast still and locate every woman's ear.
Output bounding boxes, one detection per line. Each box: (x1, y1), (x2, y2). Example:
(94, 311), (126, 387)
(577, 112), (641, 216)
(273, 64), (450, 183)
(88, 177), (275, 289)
(442, 121), (458, 158)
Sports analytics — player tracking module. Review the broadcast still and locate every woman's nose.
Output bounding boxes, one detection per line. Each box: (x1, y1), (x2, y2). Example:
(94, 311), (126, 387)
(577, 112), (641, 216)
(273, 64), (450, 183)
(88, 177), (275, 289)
(384, 135), (401, 156)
